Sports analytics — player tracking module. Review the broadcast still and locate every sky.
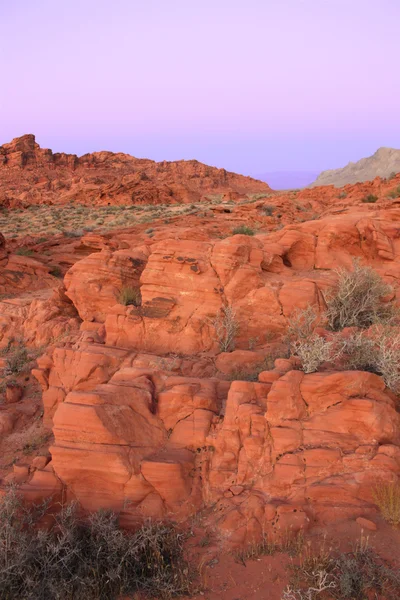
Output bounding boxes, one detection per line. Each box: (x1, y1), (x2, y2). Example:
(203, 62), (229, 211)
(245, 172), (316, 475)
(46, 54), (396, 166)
(1, 0), (399, 177)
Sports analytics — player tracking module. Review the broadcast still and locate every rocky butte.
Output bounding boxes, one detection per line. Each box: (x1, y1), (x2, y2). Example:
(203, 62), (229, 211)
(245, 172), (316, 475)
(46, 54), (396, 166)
(1, 135), (400, 595)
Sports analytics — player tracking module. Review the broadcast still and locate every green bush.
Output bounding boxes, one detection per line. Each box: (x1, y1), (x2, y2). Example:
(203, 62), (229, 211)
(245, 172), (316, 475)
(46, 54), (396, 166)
(15, 247), (34, 256)
(362, 194), (378, 203)
(232, 225), (255, 236)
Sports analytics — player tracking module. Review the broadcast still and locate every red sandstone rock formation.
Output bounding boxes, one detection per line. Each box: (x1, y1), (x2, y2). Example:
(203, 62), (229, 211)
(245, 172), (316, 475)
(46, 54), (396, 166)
(0, 134), (271, 208)
(1, 141), (400, 549)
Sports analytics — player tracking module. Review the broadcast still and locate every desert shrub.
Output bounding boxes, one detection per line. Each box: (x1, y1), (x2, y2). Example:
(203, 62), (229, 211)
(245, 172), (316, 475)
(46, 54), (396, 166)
(325, 261), (395, 331)
(211, 305), (239, 352)
(374, 327), (400, 392)
(282, 570), (336, 599)
(388, 171), (397, 180)
(291, 334), (337, 374)
(285, 542), (400, 600)
(287, 307), (335, 373)
(387, 185), (400, 199)
(62, 229), (84, 238)
(339, 330), (377, 372)
(337, 191), (348, 199)
(118, 285), (142, 307)
(15, 247), (34, 256)
(373, 481), (400, 527)
(262, 204), (276, 216)
(362, 194), (378, 203)
(342, 327), (400, 393)
(287, 306), (318, 341)
(232, 225), (254, 236)
(49, 265), (62, 278)
(0, 489), (193, 600)
(2, 346), (29, 375)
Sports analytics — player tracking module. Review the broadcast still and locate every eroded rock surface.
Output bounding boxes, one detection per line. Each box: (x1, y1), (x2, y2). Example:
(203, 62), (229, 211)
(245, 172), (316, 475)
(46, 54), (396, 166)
(1, 143), (400, 548)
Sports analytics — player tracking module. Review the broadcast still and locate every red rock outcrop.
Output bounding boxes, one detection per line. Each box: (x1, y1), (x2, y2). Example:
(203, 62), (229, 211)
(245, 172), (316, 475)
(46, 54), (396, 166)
(1, 141), (400, 550)
(31, 344), (400, 545)
(0, 134), (271, 208)
(59, 207), (400, 356)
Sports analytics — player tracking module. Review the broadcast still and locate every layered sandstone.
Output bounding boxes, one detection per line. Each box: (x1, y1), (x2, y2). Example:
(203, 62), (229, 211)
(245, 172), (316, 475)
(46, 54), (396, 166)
(0, 134), (271, 208)
(1, 141), (400, 549)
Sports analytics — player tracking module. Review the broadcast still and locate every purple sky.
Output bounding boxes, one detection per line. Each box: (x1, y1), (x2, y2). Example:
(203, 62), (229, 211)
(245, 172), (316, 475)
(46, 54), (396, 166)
(1, 0), (399, 176)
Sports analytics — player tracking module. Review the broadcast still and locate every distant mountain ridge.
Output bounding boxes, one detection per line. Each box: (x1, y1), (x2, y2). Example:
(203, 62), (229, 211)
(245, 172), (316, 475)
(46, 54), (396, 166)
(310, 147), (400, 188)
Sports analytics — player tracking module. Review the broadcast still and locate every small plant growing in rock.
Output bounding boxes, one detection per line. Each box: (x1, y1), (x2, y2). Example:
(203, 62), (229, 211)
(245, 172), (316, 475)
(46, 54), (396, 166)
(373, 481), (400, 527)
(15, 247), (34, 256)
(211, 306), (239, 352)
(232, 225), (254, 236)
(118, 286), (142, 307)
(388, 171), (397, 181)
(362, 194), (378, 203)
(337, 191), (348, 199)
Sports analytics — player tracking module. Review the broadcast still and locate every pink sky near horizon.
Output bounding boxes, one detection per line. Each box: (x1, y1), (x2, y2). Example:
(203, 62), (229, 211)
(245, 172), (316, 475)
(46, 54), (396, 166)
(1, 0), (399, 175)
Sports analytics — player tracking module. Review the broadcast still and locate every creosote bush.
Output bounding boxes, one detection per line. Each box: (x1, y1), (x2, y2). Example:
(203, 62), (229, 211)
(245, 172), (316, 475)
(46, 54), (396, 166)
(0, 488), (193, 600)
(118, 285), (142, 307)
(325, 260), (395, 331)
(232, 224), (254, 236)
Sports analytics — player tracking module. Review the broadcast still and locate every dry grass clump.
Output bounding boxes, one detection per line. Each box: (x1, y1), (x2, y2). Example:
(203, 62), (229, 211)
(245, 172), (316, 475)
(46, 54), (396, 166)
(325, 260), (396, 331)
(0, 488), (194, 600)
(373, 481), (400, 527)
(118, 285), (142, 307)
